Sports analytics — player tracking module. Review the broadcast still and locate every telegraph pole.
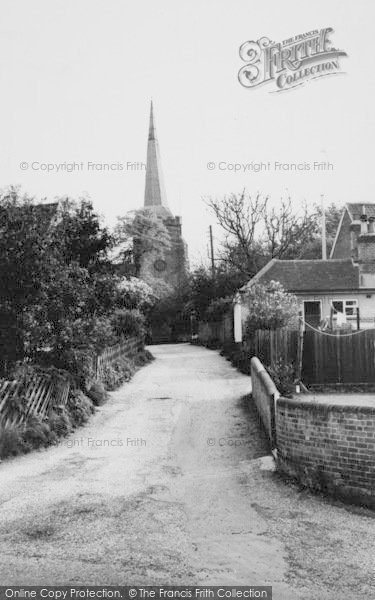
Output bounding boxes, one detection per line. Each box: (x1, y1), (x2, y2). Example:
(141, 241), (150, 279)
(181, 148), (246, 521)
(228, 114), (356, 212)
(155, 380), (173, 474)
(321, 194), (327, 260)
(209, 225), (215, 277)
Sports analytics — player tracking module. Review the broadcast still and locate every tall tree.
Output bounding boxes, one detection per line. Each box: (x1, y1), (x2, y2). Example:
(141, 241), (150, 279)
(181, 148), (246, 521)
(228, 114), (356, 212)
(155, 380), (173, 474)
(53, 197), (114, 271)
(206, 191), (268, 276)
(263, 198), (319, 259)
(206, 191), (342, 275)
(0, 189), (119, 373)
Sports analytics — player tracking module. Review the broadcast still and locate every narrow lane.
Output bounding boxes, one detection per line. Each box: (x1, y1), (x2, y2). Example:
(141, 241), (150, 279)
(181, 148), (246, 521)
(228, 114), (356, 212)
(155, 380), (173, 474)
(0, 344), (374, 599)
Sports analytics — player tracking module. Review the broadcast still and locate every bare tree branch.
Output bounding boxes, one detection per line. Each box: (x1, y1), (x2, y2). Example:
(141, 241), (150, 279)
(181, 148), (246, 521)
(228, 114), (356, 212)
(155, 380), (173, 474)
(205, 191), (322, 275)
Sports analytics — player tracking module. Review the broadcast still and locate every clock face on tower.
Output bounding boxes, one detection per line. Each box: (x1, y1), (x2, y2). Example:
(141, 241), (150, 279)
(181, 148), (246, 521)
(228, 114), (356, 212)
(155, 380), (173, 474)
(154, 258), (167, 272)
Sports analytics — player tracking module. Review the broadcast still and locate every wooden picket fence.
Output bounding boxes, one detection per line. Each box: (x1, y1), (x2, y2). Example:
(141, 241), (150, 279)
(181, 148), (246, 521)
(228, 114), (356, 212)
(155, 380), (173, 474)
(0, 371), (70, 427)
(95, 335), (142, 380)
(0, 335), (143, 427)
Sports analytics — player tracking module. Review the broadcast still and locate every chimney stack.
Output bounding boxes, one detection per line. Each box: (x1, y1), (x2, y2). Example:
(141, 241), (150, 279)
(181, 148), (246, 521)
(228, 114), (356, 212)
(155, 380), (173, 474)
(358, 211), (375, 287)
(360, 213), (368, 234)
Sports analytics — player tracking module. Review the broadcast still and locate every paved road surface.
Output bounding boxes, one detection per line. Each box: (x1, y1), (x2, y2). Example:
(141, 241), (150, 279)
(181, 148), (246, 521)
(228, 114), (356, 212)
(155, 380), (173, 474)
(0, 344), (374, 598)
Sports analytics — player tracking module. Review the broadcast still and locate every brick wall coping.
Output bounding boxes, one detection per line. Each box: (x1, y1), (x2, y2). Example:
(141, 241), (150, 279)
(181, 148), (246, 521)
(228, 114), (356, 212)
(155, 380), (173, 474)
(278, 395), (375, 415)
(250, 356), (278, 396)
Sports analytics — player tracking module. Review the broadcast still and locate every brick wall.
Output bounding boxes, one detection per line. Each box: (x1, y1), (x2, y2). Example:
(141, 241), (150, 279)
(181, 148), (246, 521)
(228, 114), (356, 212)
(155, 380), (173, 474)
(358, 233), (375, 263)
(276, 397), (375, 508)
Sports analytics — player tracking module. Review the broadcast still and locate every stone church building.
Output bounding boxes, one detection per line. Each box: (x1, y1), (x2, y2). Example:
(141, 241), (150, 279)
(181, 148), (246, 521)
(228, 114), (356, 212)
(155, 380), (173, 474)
(139, 102), (188, 290)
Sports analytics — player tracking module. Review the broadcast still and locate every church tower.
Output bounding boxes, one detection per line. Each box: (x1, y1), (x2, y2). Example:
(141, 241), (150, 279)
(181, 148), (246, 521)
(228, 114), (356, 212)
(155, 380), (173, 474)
(139, 101), (188, 289)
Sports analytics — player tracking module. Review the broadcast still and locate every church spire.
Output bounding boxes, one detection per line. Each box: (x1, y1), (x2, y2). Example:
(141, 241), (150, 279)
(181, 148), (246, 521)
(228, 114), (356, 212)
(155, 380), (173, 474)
(144, 101), (172, 218)
(148, 100), (155, 141)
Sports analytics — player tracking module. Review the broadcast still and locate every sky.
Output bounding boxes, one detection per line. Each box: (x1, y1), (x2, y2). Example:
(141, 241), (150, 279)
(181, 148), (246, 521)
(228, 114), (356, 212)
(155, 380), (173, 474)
(1, 0), (375, 265)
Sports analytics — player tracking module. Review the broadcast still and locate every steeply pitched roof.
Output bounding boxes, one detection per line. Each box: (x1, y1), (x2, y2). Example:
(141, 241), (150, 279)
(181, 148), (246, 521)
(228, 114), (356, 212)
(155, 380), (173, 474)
(144, 101), (173, 219)
(346, 203), (375, 220)
(330, 202), (375, 258)
(241, 259), (360, 293)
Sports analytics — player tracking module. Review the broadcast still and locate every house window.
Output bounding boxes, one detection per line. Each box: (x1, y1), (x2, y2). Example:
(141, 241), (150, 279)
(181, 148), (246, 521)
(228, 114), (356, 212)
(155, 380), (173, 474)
(331, 299), (358, 317)
(304, 301), (321, 327)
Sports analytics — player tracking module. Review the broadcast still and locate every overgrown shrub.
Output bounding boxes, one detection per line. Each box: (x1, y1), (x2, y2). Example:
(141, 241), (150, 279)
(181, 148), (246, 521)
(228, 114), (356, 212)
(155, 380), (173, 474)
(243, 281), (299, 338)
(24, 414), (55, 448)
(111, 308), (146, 338)
(136, 349), (154, 365)
(54, 348), (96, 390)
(47, 405), (73, 437)
(67, 390), (95, 423)
(205, 297), (232, 322)
(116, 277), (155, 311)
(228, 348), (252, 375)
(100, 356), (135, 391)
(43, 317), (117, 387)
(267, 358), (295, 397)
(86, 382), (108, 406)
(0, 423), (28, 458)
(99, 349), (153, 391)
(0, 387), (96, 460)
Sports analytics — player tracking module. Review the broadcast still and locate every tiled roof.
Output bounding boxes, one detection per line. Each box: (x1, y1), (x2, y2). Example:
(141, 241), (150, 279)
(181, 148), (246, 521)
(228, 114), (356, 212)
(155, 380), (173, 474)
(347, 203), (375, 220)
(241, 259), (360, 293)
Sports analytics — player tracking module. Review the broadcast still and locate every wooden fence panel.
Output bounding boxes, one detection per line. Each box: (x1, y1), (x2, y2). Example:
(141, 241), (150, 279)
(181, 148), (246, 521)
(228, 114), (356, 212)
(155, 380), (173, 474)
(303, 331), (336, 384)
(0, 336), (141, 427)
(254, 328), (298, 371)
(301, 329), (375, 385)
(255, 330), (271, 366)
(253, 327), (375, 385)
(0, 372), (70, 426)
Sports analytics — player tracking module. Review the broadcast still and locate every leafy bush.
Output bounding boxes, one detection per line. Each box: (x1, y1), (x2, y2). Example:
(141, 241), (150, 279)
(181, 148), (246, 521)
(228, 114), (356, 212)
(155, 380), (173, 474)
(53, 348), (96, 390)
(244, 281), (299, 337)
(47, 406), (73, 437)
(0, 414), (60, 459)
(85, 317), (117, 352)
(67, 390), (95, 424)
(47, 317), (115, 368)
(227, 348), (252, 375)
(86, 382), (108, 406)
(100, 356), (135, 390)
(136, 349), (154, 365)
(0, 423), (28, 458)
(111, 308), (145, 338)
(0, 189), (119, 376)
(116, 277), (155, 311)
(267, 358), (295, 397)
(100, 364), (118, 391)
(206, 297), (232, 322)
(24, 415), (55, 448)
(189, 266), (246, 322)
(99, 349), (153, 391)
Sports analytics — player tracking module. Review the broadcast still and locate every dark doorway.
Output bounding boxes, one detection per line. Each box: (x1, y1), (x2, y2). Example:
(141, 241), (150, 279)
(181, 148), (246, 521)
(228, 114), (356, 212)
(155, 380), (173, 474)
(304, 301), (321, 327)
